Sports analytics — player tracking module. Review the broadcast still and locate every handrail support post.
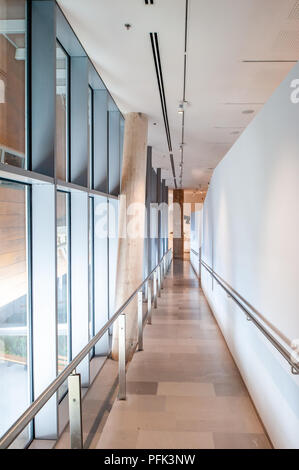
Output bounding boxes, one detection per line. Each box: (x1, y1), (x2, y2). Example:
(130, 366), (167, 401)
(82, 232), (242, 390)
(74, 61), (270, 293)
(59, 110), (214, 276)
(157, 265), (161, 297)
(68, 373), (83, 449)
(161, 261), (164, 289)
(138, 291), (143, 351)
(148, 279), (152, 324)
(153, 270), (157, 308)
(118, 313), (126, 400)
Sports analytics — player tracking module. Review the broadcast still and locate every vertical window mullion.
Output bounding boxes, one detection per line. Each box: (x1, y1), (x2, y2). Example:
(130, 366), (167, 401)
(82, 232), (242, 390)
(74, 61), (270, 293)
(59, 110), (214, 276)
(26, 184), (34, 443)
(67, 192), (72, 363)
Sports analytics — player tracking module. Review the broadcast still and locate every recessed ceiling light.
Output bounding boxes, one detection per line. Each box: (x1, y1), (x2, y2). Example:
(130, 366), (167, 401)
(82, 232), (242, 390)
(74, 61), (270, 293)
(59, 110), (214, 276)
(242, 60), (297, 63)
(224, 102), (264, 105)
(242, 109), (254, 114)
(214, 126), (245, 129)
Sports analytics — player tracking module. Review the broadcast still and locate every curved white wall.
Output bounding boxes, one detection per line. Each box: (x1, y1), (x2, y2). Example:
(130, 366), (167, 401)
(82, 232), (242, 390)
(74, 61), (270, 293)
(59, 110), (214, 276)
(201, 62), (299, 449)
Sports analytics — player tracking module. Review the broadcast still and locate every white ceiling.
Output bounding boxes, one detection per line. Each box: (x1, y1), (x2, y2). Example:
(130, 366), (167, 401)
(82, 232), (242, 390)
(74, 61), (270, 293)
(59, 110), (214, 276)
(58, 0), (299, 189)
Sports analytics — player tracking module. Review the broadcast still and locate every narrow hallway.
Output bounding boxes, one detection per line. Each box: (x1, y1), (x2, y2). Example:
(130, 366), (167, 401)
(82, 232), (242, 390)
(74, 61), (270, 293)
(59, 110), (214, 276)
(96, 260), (271, 449)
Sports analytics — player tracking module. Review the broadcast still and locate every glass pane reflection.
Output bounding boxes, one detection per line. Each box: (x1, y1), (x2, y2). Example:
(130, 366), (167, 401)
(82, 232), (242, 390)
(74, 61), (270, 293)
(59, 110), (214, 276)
(0, 180), (30, 446)
(57, 191), (70, 398)
(0, 0), (26, 169)
(56, 42), (68, 181)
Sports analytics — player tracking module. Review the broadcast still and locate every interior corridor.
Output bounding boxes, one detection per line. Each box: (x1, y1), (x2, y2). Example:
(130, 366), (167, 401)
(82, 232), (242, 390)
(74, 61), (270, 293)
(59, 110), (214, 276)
(95, 260), (271, 449)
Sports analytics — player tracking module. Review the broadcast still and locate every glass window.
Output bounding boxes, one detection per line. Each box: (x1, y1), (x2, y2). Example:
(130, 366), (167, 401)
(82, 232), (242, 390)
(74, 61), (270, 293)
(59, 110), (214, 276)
(88, 197), (95, 357)
(88, 86), (94, 189)
(56, 191), (70, 398)
(0, 0), (26, 169)
(0, 180), (31, 447)
(56, 42), (68, 181)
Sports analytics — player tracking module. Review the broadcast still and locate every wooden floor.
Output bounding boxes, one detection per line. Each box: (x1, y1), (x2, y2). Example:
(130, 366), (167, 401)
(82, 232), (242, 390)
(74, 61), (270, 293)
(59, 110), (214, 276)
(96, 260), (271, 449)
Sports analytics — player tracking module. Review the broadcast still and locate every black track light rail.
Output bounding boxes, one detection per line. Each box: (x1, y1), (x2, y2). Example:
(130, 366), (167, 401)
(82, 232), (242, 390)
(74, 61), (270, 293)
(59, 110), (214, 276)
(150, 32), (177, 188)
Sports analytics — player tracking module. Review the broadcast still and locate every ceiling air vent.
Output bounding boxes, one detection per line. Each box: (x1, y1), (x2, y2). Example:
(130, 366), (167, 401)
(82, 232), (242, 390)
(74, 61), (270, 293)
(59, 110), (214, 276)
(150, 32), (177, 188)
(289, 1), (299, 20)
(145, 0), (154, 4)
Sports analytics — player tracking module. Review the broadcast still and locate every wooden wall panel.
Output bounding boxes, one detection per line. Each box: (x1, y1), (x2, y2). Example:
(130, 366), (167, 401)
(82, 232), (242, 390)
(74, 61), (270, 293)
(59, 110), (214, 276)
(0, 35), (25, 155)
(0, 185), (27, 309)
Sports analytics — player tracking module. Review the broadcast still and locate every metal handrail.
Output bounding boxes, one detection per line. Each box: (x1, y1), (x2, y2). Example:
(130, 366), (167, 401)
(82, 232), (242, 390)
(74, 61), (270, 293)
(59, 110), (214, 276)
(200, 259), (299, 375)
(0, 249), (172, 449)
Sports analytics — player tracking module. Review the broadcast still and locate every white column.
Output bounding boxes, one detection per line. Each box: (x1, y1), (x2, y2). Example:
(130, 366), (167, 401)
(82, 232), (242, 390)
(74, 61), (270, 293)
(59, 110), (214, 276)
(112, 113), (148, 360)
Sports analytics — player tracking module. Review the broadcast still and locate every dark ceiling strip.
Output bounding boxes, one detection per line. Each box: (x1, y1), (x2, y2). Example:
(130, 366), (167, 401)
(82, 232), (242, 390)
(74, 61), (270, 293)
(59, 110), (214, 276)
(153, 33), (172, 152)
(149, 33), (171, 151)
(150, 32), (176, 187)
(170, 154), (177, 188)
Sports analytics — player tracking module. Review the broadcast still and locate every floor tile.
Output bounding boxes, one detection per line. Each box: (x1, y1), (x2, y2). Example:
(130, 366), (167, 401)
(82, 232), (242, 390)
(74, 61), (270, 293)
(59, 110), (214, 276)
(127, 381), (158, 395)
(213, 432), (272, 449)
(136, 430), (215, 449)
(157, 382), (215, 397)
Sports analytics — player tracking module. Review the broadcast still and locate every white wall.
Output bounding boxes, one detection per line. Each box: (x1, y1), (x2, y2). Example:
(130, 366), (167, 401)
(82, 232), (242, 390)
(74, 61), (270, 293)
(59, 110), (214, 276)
(201, 62), (299, 449)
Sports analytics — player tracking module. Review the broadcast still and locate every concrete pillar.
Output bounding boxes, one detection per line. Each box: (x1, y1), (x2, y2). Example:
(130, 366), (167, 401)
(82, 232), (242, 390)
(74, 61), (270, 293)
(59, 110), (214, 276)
(173, 189), (184, 259)
(111, 113), (148, 361)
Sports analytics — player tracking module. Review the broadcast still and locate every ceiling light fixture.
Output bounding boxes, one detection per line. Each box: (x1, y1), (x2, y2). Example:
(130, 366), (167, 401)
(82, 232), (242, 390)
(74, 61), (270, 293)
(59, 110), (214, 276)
(178, 100), (189, 115)
(177, 0), (189, 191)
(242, 109), (254, 114)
